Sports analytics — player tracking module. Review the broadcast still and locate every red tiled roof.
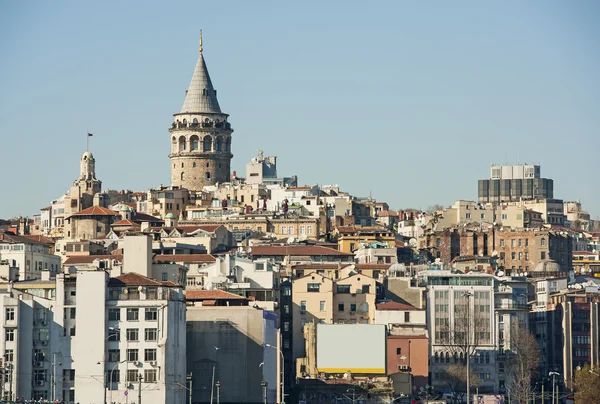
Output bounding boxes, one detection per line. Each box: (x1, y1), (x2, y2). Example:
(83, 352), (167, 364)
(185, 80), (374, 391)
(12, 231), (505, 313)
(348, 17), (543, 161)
(153, 254), (216, 263)
(0, 232), (53, 246)
(109, 272), (175, 287)
(20, 235), (55, 245)
(292, 264), (352, 270)
(70, 206), (119, 217)
(113, 219), (137, 226)
(355, 264), (392, 270)
(123, 202), (137, 209)
(376, 301), (421, 311)
(40, 206), (51, 211)
(378, 210), (399, 217)
(248, 245), (352, 256)
(288, 186), (311, 191)
(64, 255), (123, 265)
(335, 226), (356, 233)
(186, 290), (248, 300)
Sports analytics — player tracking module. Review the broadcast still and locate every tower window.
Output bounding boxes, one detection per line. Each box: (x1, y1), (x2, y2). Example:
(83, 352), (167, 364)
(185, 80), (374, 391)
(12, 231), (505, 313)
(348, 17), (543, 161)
(205, 172), (211, 180)
(191, 138), (199, 150)
(181, 163), (184, 168)
(193, 162), (196, 168)
(181, 172), (185, 181)
(206, 163), (209, 168)
(203, 136), (212, 151)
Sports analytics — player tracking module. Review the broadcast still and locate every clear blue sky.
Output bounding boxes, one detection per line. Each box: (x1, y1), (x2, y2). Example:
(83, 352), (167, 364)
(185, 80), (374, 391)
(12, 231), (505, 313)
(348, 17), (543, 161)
(1, 1), (599, 219)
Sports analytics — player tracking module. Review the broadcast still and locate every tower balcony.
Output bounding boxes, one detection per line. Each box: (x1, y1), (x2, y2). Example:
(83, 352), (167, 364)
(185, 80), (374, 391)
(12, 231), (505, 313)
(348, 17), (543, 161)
(169, 150), (233, 159)
(170, 120), (232, 132)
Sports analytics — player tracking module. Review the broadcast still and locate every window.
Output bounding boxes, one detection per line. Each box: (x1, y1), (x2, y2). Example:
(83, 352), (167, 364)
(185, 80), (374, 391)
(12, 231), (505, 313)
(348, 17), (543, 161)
(70, 326), (76, 336)
(396, 348), (402, 355)
(525, 239), (529, 247)
(500, 239), (505, 247)
(338, 303), (345, 312)
(541, 238), (546, 246)
(127, 349), (139, 362)
(108, 308), (120, 321)
(362, 284), (370, 294)
(500, 252), (505, 260)
(320, 301), (326, 311)
(435, 238), (441, 247)
(288, 226), (294, 234)
(180, 172), (185, 181)
(126, 308), (139, 321)
(541, 252), (546, 260)
(350, 303), (357, 312)
(162, 273), (168, 281)
(127, 370), (138, 382)
(69, 308), (76, 319)
(283, 322), (290, 332)
(284, 305), (290, 314)
(145, 349), (157, 362)
(5, 349), (13, 363)
(511, 239), (516, 248)
(126, 328), (139, 342)
(108, 369), (119, 383)
(34, 369), (47, 382)
(525, 252), (529, 260)
(307, 283), (320, 292)
(205, 172), (211, 180)
(511, 252), (516, 260)
(145, 328), (157, 341)
(283, 339), (290, 349)
(337, 285), (350, 294)
(144, 369), (157, 383)
(108, 329), (120, 341)
(404, 312), (410, 323)
(466, 213), (471, 219)
(300, 226), (305, 234)
(5, 330), (14, 342)
(145, 308), (158, 321)
(108, 349), (120, 362)
(281, 226), (287, 235)
(5, 308), (14, 321)
(283, 287), (291, 296)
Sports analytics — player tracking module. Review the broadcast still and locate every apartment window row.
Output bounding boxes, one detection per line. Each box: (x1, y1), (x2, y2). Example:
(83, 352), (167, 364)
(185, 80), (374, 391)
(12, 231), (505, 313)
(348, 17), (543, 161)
(108, 308), (158, 322)
(125, 348), (157, 362)
(108, 328), (157, 342)
(112, 369), (158, 383)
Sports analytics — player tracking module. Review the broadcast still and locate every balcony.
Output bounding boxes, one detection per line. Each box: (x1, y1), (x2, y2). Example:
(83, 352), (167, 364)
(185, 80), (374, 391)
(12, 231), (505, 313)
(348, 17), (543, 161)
(495, 302), (528, 310)
(171, 121), (232, 131)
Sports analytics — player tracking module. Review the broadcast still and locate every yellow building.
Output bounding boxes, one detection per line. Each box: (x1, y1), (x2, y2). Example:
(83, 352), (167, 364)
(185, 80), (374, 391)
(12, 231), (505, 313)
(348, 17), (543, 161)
(292, 272), (377, 359)
(333, 225), (395, 253)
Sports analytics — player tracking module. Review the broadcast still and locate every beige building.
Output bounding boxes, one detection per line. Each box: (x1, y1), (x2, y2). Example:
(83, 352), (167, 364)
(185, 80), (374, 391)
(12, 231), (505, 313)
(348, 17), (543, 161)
(435, 200), (544, 230)
(291, 272), (377, 359)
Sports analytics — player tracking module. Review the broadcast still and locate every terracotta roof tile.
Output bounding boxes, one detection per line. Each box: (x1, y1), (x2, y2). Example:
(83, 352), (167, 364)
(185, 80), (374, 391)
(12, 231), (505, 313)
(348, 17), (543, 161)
(41, 206), (52, 211)
(20, 235), (55, 245)
(64, 255), (123, 265)
(109, 272), (175, 287)
(377, 210), (399, 217)
(292, 264), (351, 270)
(248, 245), (352, 256)
(70, 206), (120, 217)
(186, 290), (248, 300)
(153, 254), (216, 263)
(376, 301), (421, 311)
(113, 219), (137, 226)
(355, 263), (392, 270)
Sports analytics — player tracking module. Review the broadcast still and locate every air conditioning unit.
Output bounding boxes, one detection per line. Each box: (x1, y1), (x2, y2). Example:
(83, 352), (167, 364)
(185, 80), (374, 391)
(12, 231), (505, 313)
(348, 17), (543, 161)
(150, 360), (157, 367)
(349, 311), (356, 315)
(34, 362), (42, 368)
(133, 361), (140, 366)
(36, 380), (44, 386)
(41, 341), (48, 346)
(41, 320), (48, 326)
(398, 365), (409, 371)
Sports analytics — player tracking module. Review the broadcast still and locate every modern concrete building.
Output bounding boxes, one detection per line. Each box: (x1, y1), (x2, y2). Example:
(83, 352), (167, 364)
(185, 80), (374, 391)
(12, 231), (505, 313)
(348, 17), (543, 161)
(169, 34), (233, 190)
(0, 233), (61, 280)
(478, 164), (554, 203)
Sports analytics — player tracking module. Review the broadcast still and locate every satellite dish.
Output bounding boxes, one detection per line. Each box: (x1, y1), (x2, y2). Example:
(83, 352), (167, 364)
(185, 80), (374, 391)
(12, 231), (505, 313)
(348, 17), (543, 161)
(287, 237), (296, 244)
(247, 247), (252, 254)
(497, 270), (505, 277)
(491, 250), (499, 257)
(524, 272), (528, 277)
(409, 238), (417, 247)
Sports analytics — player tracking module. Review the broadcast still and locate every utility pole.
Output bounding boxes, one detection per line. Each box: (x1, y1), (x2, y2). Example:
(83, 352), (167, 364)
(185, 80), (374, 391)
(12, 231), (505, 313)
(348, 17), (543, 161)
(138, 373), (142, 404)
(216, 381), (221, 404)
(464, 292), (473, 404)
(261, 381), (268, 404)
(187, 372), (193, 404)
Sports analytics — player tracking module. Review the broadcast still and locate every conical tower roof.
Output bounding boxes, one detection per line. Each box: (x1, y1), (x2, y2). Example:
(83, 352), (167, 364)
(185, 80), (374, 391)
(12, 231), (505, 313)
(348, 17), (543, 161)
(180, 36), (221, 114)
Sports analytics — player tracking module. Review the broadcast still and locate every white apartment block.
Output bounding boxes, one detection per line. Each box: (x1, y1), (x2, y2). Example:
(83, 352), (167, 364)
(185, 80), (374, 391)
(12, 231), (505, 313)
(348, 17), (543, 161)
(425, 270), (498, 393)
(0, 270), (186, 403)
(0, 235), (61, 280)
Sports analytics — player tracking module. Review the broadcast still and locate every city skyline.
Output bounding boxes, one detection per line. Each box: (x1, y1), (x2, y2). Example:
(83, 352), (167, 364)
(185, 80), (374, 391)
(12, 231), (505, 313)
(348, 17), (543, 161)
(1, 1), (599, 218)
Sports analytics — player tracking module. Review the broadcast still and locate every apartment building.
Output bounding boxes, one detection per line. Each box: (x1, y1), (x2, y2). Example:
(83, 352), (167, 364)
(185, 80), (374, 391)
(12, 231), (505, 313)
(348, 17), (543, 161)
(0, 233), (61, 280)
(478, 164), (553, 203)
(425, 270), (498, 393)
(291, 272), (377, 360)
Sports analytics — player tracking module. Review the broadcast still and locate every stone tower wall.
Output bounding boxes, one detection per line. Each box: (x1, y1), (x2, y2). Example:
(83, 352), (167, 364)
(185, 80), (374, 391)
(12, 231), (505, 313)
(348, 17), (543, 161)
(170, 154), (231, 190)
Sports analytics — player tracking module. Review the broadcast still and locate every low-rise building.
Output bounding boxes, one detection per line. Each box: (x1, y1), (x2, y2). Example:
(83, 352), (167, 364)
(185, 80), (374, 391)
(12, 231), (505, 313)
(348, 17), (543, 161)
(0, 232), (61, 280)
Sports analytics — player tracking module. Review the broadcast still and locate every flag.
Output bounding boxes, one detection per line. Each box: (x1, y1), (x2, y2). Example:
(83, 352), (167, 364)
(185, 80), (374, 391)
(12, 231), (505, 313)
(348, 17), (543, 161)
(88, 133), (93, 137)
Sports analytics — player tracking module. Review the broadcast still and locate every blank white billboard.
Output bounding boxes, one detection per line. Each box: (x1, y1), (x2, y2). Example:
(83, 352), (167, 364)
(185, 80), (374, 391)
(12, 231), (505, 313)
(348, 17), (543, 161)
(316, 324), (386, 374)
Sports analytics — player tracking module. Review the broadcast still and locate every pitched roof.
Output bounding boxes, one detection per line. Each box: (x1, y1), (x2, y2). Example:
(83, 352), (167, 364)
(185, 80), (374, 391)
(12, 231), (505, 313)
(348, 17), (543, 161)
(20, 234), (55, 245)
(64, 255), (123, 265)
(355, 263), (392, 270)
(180, 50), (221, 114)
(70, 206), (120, 217)
(376, 301), (421, 311)
(133, 212), (163, 223)
(153, 254), (216, 264)
(248, 245), (352, 256)
(40, 206), (51, 211)
(292, 264), (352, 270)
(377, 210), (399, 217)
(186, 290), (248, 301)
(113, 219), (137, 226)
(0, 232), (53, 246)
(109, 272), (175, 287)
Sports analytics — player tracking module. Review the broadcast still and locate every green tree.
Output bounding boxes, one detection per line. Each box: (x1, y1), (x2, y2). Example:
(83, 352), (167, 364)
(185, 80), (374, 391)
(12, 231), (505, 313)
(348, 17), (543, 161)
(575, 364), (600, 403)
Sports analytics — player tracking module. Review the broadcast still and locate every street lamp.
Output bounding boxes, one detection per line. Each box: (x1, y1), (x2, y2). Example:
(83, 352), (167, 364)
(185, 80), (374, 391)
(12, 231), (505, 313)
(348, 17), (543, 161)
(549, 372), (559, 404)
(109, 360), (127, 404)
(463, 292), (473, 404)
(215, 381), (221, 404)
(265, 343), (285, 404)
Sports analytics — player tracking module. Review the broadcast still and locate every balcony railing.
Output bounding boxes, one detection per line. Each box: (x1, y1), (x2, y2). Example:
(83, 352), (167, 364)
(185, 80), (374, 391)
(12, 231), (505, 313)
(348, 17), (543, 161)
(495, 302), (528, 309)
(171, 121), (232, 130)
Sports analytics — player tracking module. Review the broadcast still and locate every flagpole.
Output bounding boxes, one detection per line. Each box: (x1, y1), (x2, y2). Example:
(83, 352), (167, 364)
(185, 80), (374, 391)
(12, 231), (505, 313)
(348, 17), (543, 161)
(86, 133), (89, 152)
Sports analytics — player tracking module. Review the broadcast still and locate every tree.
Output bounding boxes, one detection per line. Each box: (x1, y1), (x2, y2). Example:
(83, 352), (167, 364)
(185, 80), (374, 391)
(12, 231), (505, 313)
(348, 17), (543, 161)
(505, 324), (540, 404)
(575, 364), (600, 403)
(427, 204), (445, 213)
(437, 294), (490, 403)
